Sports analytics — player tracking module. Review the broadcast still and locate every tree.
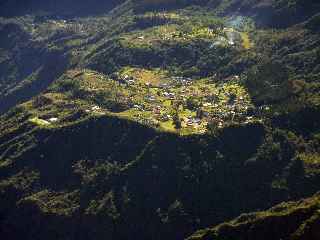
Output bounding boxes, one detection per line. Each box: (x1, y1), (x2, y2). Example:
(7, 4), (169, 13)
(287, 157), (305, 197)
(206, 118), (219, 134)
(172, 111), (181, 129)
(185, 96), (199, 111)
(245, 60), (290, 104)
(196, 108), (204, 119)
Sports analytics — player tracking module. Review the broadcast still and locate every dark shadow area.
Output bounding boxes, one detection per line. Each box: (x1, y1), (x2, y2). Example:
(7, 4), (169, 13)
(0, 0), (125, 18)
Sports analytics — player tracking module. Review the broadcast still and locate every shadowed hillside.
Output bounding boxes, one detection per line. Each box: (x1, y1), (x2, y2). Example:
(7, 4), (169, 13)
(188, 192), (320, 240)
(0, 0), (126, 17)
(0, 1), (320, 240)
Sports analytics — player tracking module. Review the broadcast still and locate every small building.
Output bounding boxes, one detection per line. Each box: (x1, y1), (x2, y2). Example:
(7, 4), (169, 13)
(160, 83), (169, 88)
(193, 118), (201, 124)
(145, 95), (156, 102)
(203, 102), (212, 107)
(168, 93), (175, 99)
(48, 117), (59, 123)
(160, 114), (171, 122)
(153, 106), (161, 114)
(128, 79), (135, 85)
(92, 105), (101, 111)
(187, 119), (194, 126)
(133, 105), (144, 111)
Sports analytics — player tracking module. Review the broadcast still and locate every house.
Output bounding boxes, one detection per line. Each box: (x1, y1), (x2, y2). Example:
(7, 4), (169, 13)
(92, 105), (101, 111)
(145, 95), (156, 102)
(187, 119), (194, 126)
(160, 83), (169, 88)
(185, 117), (201, 127)
(48, 117), (59, 123)
(168, 93), (175, 99)
(128, 79), (135, 85)
(203, 102), (212, 107)
(245, 116), (254, 124)
(133, 105), (144, 111)
(160, 114), (171, 122)
(208, 28), (214, 34)
(193, 118), (201, 124)
(153, 106), (161, 115)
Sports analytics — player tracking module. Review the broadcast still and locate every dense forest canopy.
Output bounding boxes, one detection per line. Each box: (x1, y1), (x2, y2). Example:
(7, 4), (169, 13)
(0, 1), (320, 240)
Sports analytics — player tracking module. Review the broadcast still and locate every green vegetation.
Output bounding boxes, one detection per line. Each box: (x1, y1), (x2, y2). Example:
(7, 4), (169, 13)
(1, 1), (320, 240)
(188, 193), (320, 240)
(29, 117), (51, 127)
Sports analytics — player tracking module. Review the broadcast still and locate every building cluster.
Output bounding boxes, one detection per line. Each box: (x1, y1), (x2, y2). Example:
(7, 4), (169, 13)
(111, 71), (264, 132)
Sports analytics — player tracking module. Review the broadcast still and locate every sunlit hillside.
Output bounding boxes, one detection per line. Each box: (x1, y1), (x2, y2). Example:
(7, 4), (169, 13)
(0, 1), (320, 240)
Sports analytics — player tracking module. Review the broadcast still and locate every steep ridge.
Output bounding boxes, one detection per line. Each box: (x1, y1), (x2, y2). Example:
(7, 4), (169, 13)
(132, 0), (320, 27)
(208, 0), (320, 28)
(188, 192), (320, 240)
(0, 20), (70, 114)
(0, 0), (128, 114)
(0, 96), (320, 239)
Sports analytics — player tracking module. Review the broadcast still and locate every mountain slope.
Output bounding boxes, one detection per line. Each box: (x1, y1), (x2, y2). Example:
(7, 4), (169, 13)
(208, 0), (320, 27)
(0, 0), (125, 17)
(1, 98), (319, 240)
(188, 192), (320, 240)
(0, 1), (320, 240)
